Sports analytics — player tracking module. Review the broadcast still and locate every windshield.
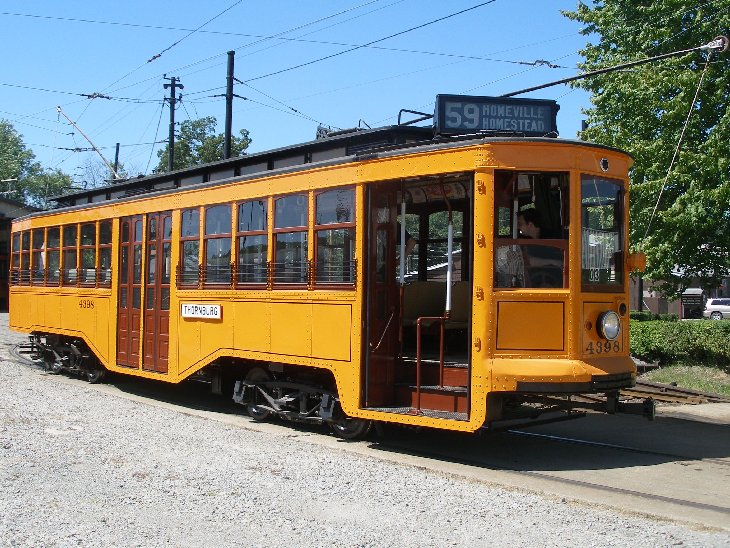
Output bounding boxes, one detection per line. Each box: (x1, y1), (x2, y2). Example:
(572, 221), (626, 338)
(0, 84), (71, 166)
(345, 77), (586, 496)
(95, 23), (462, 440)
(581, 175), (624, 291)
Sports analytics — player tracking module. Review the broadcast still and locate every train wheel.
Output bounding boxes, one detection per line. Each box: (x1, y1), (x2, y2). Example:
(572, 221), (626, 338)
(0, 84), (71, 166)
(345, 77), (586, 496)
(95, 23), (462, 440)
(246, 367), (274, 422)
(329, 415), (372, 441)
(43, 355), (62, 374)
(85, 368), (105, 384)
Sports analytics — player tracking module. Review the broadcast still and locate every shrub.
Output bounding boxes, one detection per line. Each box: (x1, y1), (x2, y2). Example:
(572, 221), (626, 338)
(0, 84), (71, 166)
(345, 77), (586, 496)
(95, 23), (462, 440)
(630, 320), (730, 372)
(629, 311), (679, 322)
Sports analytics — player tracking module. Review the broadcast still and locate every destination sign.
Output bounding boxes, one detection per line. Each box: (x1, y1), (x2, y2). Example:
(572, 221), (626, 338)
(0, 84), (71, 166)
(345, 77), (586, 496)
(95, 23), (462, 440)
(181, 303), (221, 319)
(434, 94), (559, 137)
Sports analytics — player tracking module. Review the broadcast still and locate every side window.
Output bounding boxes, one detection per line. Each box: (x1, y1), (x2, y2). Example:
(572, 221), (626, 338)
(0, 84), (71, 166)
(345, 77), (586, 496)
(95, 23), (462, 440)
(236, 199), (268, 285)
(62, 224), (78, 285)
(20, 231), (30, 285)
(80, 223), (96, 285)
(46, 227), (61, 285)
(179, 208), (200, 286)
(273, 194), (308, 284)
(204, 204), (232, 285)
(314, 188), (355, 285)
(98, 221), (112, 286)
(10, 232), (20, 285)
(31, 229), (45, 284)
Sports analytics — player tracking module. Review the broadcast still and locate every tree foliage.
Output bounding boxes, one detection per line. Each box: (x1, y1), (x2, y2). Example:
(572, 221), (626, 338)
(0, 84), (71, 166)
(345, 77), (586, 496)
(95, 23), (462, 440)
(564, 1), (730, 298)
(0, 120), (73, 208)
(155, 116), (251, 173)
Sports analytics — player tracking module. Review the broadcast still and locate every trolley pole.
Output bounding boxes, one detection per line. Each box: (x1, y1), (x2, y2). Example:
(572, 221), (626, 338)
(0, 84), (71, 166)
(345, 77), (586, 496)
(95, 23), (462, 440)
(224, 51), (235, 159)
(163, 76), (184, 172)
(113, 143), (120, 181)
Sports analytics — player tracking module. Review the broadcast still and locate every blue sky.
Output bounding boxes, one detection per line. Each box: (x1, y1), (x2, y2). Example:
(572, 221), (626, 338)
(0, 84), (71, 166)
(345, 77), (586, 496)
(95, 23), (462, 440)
(1, 1), (594, 183)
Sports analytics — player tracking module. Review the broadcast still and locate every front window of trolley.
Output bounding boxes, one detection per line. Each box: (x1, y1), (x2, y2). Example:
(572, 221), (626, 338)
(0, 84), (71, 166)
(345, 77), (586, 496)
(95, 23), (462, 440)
(581, 175), (625, 291)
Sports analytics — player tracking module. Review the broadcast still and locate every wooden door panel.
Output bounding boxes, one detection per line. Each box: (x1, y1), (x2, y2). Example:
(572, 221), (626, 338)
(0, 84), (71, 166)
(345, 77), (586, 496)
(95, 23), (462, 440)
(117, 217), (142, 369)
(141, 212), (171, 374)
(365, 187), (398, 407)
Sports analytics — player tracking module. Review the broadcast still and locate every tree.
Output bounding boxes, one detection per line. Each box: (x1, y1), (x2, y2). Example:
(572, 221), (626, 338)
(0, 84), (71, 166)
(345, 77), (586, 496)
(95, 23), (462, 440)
(0, 120), (73, 208)
(80, 156), (130, 188)
(564, 1), (730, 298)
(155, 116), (251, 173)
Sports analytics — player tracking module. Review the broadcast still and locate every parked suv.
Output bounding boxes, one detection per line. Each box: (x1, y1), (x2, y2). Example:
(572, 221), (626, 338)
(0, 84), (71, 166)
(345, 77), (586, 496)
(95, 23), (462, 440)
(703, 298), (730, 320)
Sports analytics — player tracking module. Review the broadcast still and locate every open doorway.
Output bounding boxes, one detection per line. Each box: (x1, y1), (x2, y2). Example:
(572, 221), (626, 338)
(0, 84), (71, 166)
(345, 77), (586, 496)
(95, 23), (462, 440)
(364, 174), (472, 418)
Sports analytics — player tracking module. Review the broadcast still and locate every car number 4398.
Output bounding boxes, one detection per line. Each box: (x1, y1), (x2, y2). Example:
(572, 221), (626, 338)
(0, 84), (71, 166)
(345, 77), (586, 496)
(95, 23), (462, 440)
(585, 340), (620, 354)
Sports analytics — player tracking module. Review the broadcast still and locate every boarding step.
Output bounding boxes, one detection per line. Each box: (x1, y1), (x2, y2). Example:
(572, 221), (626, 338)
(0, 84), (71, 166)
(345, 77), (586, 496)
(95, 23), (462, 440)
(363, 406), (468, 422)
(395, 384), (468, 414)
(399, 357), (468, 386)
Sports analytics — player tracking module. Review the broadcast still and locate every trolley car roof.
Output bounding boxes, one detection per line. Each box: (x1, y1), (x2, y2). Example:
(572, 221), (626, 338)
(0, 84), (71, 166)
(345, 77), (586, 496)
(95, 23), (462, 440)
(27, 125), (629, 220)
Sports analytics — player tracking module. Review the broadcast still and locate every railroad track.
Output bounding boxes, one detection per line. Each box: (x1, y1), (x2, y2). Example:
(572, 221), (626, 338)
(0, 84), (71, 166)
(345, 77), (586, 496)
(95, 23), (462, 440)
(623, 380), (730, 404)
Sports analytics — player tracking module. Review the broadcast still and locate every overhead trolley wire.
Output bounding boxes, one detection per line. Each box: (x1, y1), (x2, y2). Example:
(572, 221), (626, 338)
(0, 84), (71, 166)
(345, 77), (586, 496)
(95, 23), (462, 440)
(105, 0), (391, 95)
(146, 0), (244, 63)
(246, 1), (498, 82)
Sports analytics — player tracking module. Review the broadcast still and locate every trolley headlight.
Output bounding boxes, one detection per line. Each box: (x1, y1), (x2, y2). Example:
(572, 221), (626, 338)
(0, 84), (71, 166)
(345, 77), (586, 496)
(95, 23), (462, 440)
(597, 311), (621, 340)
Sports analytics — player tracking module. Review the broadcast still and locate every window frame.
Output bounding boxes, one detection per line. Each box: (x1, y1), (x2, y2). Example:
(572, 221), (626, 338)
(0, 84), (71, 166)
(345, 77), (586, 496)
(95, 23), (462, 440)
(61, 224), (79, 286)
(313, 187), (356, 288)
(97, 220), (113, 287)
(79, 222), (97, 287)
(580, 174), (625, 293)
(235, 198), (269, 288)
(31, 228), (45, 285)
(492, 170), (569, 290)
(203, 203), (233, 286)
(272, 193), (309, 286)
(178, 207), (201, 288)
(45, 226), (61, 286)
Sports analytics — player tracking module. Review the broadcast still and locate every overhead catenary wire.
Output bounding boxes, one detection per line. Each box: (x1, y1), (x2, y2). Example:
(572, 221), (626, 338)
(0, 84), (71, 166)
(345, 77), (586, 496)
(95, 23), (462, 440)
(146, 0), (244, 63)
(104, 0), (392, 95)
(235, 80), (336, 128)
(246, 1), (498, 83)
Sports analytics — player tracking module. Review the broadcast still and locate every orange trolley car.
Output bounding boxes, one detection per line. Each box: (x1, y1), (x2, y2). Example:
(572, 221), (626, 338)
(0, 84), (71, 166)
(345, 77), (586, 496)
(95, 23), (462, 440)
(9, 95), (650, 439)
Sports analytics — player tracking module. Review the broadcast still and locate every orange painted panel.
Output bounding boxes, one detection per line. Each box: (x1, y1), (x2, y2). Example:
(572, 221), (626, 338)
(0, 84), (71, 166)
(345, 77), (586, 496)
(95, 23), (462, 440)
(496, 301), (564, 351)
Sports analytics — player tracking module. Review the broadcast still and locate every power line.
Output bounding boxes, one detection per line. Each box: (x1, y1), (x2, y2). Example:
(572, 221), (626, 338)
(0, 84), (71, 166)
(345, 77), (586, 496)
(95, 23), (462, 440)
(247, 1), (499, 82)
(146, 0), (244, 63)
(145, 101), (167, 174)
(233, 81), (335, 127)
(0, 81), (163, 103)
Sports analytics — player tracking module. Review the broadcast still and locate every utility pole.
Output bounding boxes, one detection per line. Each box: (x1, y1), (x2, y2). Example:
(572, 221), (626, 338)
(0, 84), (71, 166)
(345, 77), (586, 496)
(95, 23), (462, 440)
(163, 75), (184, 172)
(224, 51), (235, 159)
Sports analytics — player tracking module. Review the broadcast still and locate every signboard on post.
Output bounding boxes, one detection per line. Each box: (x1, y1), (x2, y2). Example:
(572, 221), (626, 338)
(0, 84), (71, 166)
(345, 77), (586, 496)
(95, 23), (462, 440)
(434, 94), (559, 137)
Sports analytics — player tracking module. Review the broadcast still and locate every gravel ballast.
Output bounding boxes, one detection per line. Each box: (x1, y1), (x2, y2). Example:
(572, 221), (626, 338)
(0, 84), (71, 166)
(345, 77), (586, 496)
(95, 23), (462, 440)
(1, 335), (729, 545)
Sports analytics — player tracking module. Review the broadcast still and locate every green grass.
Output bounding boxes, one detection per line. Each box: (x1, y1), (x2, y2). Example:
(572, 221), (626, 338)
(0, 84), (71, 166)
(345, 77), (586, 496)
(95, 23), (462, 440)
(640, 364), (730, 397)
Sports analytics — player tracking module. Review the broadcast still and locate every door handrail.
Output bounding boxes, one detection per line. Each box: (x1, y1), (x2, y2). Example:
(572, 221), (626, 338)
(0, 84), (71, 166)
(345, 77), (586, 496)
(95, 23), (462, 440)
(370, 307), (396, 351)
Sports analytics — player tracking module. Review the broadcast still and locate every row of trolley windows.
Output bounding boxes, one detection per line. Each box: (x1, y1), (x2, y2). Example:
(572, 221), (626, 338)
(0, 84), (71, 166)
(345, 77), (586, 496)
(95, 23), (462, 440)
(180, 188), (356, 287)
(10, 188), (355, 289)
(10, 221), (112, 287)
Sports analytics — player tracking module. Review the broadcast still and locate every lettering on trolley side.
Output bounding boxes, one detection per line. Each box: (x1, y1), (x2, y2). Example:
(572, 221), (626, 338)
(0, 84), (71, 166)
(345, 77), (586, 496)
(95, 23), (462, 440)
(78, 299), (95, 310)
(180, 303), (222, 319)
